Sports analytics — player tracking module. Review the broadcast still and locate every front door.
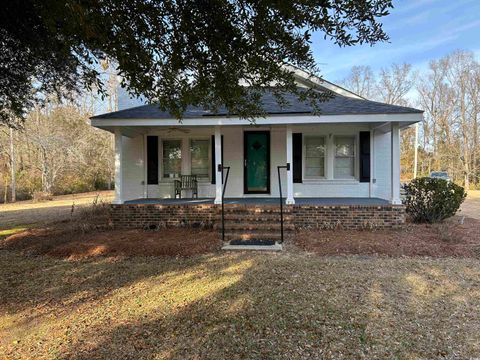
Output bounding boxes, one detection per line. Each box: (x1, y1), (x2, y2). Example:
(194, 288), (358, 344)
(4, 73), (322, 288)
(244, 131), (270, 194)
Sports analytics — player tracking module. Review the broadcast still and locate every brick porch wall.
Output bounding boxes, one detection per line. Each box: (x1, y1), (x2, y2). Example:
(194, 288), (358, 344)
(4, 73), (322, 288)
(292, 205), (405, 230)
(110, 204), (218, 228)
(110, 203), (405, 230)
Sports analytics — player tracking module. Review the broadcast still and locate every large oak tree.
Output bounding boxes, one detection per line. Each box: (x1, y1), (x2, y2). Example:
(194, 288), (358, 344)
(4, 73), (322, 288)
(1, 0), (392, 125)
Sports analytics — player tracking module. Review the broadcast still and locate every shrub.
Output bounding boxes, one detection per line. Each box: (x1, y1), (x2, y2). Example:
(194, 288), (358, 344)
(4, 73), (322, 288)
(69, 196), (112, 233)
(402, 177), (466, 223)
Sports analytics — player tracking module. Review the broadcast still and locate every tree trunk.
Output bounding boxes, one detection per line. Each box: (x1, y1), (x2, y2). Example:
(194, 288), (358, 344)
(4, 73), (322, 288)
(3, 176), (8, 204)
(9, 127), (16, 202)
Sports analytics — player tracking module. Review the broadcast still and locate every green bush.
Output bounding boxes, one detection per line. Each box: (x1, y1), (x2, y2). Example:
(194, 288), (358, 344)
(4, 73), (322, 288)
(402, 177), (466, 223)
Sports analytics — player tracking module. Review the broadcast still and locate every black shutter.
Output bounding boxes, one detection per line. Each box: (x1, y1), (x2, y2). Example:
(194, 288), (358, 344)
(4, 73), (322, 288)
(359, 131), (371, 183)
(211, 135), (224, 184)
(147, 136), (159, 184)
(293, 133), (302, 183)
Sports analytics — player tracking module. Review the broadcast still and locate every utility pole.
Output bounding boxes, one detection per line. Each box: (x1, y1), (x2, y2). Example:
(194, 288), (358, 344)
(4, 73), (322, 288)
(413, 122), (418, 179)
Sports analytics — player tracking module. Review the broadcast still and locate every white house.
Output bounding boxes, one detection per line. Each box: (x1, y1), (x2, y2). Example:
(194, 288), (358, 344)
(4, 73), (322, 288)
(90, 68), (422, 240)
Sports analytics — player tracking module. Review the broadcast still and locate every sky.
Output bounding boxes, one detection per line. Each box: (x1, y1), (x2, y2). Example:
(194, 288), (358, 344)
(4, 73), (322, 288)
(312, 0), (480, 82)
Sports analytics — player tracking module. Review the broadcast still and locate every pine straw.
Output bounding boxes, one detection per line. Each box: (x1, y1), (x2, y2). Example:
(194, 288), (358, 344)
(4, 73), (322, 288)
(294, 216), (480, 259)
(1, 226), (221, 259)
(0, 252), (479, 359)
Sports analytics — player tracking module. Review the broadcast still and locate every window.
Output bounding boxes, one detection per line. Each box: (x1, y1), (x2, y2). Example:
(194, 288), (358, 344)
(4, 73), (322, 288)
(190, 139), (209, 177)
(304, 136), (325, 178)
(162, 140), (182, 178)
(334, 136), (355, 179)
(147, 136), (159, 184)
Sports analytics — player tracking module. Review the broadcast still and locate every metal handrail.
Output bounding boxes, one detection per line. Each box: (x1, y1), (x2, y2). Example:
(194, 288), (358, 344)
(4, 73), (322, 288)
(219, 165), (230, 242)
(277, 163), (290, 243)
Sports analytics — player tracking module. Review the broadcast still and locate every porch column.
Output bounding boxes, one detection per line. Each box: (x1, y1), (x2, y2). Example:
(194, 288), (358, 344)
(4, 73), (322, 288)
(214, 126), (223, 204)
(113, 128), (124, 204)
(286, 125), (295, 204)
(390, 122), (401, 204)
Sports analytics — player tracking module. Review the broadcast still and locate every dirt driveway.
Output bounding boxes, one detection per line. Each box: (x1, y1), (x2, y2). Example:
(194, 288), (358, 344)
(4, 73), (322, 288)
(461, 190), (480, 220)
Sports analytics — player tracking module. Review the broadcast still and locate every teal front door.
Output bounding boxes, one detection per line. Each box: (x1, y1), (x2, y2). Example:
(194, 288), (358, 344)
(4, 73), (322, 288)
(244, 131), (270, 194)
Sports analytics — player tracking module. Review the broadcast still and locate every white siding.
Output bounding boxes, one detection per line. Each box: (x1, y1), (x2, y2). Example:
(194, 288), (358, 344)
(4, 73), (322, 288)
(121, 135), (145, 201)
(118, 86), (146, 110)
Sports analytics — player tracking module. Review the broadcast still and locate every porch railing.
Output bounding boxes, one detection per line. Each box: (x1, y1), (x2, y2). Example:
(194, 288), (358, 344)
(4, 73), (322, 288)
(277, 163), (290, 243)
(219, 165), (230, 242)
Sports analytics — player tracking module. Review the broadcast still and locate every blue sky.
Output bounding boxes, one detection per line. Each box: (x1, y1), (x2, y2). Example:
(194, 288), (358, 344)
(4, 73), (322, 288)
(312, 0), (480, 82)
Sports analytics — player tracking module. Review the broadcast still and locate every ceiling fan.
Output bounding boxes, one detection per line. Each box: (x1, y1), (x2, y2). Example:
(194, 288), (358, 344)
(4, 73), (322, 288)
(165, 127), (190, 134)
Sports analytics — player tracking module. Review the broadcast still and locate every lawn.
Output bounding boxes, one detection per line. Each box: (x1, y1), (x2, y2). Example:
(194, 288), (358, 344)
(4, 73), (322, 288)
(1, 191), (480, 359)
(461, 189), (480, 220)
(1, 252), (480, 359)
(0, 190), (114, 230)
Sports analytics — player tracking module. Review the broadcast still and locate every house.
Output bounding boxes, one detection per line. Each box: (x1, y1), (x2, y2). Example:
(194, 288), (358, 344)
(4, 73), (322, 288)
(90, 68), (423, 243)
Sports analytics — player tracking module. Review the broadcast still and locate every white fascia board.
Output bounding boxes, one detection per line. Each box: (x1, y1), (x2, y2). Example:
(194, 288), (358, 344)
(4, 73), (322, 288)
(283, 64), (364, 99)
(90, 112), (423, 129)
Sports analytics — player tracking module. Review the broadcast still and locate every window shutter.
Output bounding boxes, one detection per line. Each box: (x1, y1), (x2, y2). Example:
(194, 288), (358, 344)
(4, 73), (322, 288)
(147, 136), (159, 184)
(359, 131), (371, 182)
(293, 133), (302, 183)
(211, 135), (224, 184)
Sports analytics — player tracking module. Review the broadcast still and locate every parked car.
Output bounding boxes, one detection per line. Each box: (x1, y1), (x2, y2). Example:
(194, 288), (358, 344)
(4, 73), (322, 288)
(430, 171), (450, 181)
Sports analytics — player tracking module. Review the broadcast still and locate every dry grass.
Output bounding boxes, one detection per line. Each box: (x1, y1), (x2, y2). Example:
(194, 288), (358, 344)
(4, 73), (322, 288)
(1, 251), (479, 359)
(0, 191), (114, 229)
(1, 193), (480, 358)
(461, 190), (480, 220)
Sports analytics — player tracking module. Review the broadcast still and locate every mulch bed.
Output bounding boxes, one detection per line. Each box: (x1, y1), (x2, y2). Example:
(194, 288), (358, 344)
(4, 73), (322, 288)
(3, 215), (480, 260)
(1, 225), (221, 259)
(294, 216), (480, 258)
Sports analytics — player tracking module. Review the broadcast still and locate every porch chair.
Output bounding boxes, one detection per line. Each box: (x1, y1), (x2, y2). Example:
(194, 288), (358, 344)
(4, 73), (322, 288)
(174, 175), (198, 199)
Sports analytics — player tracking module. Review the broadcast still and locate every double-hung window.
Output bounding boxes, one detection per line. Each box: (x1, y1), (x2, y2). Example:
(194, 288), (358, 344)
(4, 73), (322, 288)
(304, 136), (326, 178)
(334, 136), (355, 179)
(190, 139), (209, 178)
(162, 140), (182, 178)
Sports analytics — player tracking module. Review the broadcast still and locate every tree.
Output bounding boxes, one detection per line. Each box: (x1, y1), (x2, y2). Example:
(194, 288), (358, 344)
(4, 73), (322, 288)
(376, 63), (415, 106)
(1, 0), (393, 126)
(340, 65), (376, 99)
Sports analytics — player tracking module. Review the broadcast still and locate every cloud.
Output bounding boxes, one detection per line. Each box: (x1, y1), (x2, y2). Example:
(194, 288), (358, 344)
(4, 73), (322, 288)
(315, 1), (480, 80)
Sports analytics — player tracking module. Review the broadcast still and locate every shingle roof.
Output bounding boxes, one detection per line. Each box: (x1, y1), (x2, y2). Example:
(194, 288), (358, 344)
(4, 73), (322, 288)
(91, 88), (423, 120)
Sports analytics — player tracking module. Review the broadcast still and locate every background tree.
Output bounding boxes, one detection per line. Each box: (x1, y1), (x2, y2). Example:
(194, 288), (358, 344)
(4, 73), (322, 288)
(340, 65), (376, 99)
(340, 50), (480, 189)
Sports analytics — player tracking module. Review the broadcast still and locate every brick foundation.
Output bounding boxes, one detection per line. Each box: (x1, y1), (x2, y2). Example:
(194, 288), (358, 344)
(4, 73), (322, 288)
(110, 204), (217, 228)
(292, 205), (405, 230)
(110, 203), (405, 230)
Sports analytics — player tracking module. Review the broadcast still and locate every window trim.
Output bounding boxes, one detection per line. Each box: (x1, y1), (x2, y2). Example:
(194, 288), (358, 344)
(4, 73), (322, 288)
(302, 135), (327, 180)
(161, 138), (183, 180)
(189, 137), (211, 180)
(333, 135), (357, 180)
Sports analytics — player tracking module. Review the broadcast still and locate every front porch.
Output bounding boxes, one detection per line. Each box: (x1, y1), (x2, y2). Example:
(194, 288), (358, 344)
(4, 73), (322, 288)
(124, 197), (390, 206)
(106, 122), (407, 206)
(112, 196), (405, 231)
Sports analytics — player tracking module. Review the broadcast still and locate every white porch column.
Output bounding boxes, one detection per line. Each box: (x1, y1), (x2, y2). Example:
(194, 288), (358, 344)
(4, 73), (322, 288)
(390, 122), (401, 204)
(214, 126), (223, 204)
(369, 129), (375, 198)
(113, 128), (124, 204)
(286, 125), (295, 204)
